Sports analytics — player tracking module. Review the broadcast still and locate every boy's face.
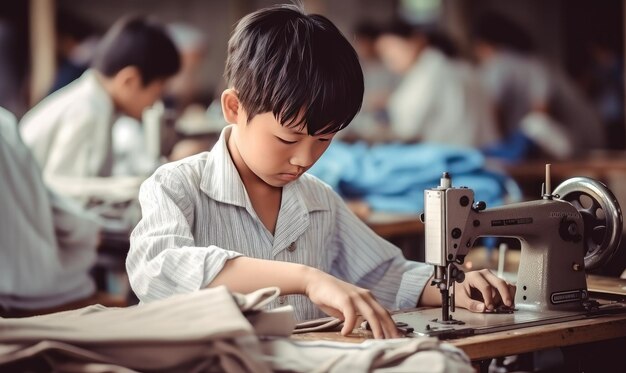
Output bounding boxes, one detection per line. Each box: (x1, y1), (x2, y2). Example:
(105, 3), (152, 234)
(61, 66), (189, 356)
(122, 79), (166, 119)
(231, 111), (335, 188)
(375, 34), (422, 74)
(112, 66), (166, 120)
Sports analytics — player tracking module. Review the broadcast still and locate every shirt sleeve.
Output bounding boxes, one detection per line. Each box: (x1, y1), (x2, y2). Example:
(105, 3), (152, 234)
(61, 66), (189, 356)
(526, 59), (551, 107)
(42, 103), (104, 180)
(389, 63), (439, 142)
(328, 192), (433, 311)
(37, 103), (138, 202)
(479, 60), (507, 104)
(0, 109), (96, 297)
(126, 166), (243, 303)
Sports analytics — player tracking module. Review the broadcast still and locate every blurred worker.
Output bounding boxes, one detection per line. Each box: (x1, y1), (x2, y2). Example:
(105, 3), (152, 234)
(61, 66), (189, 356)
(20, 16), (180, 204)
(338, 20), (398, 143)
(473, 12), (605, 161)
(0, 106), (101, 317)
(375, 21), (499, 148)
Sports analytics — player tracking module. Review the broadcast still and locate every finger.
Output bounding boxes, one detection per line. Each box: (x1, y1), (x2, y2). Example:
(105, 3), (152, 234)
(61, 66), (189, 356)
(354, 298), (384, 339)
(467, 273), (494, 310)
(365, 297), (400, 338)
(466, 299), (486, 312)
(340, 302), (357, 336)
(508, 283), (517, 305)
(483, 270), (515, 307)
(490, 288), (502, 306)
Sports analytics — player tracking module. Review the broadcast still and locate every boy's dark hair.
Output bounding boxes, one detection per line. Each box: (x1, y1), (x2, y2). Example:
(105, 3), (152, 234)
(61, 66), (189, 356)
(225, 4), (363, 135)
(91, 16), (180, 86)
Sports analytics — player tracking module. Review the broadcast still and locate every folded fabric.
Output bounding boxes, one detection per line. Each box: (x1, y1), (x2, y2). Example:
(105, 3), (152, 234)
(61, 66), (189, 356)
(308, 141), (513, 213)
(0, 286), (285, 372)
(261, 338), (473, 373)
(293, 316), (343, 334)
(0, 286), (474, 372)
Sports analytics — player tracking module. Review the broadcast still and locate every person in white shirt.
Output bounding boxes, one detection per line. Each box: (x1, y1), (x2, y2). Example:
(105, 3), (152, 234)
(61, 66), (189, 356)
(472, 12), (605, 160)
(375, 22), (499, 148)
(20, 16), (180, 204)
(0, 107), (100, 316)
(336, 21), (399, 143)
(127, 4), (515, 340)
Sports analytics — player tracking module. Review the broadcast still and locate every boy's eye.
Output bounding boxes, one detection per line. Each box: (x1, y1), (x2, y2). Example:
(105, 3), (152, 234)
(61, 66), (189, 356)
(318, 138), (331, 142)
(276, 136), (297, 144)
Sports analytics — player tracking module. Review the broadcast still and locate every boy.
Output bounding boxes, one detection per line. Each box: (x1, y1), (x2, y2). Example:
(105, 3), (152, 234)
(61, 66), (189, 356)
(127, 4), (514, 339)
(20, 16), (180, 202)
(0, 106), (100, 316)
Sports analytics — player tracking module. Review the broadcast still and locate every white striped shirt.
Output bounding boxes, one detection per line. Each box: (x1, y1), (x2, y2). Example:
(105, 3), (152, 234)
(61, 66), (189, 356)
(127, 126), (432, 321)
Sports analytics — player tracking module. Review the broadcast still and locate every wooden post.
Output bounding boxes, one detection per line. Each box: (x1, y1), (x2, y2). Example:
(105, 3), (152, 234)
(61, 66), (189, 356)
(29, 0), (56, 106)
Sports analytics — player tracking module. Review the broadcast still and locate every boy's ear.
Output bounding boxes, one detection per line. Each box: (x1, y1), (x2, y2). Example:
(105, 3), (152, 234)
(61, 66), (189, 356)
(114, 66), (143, 90)
(221, 88), (241, 124)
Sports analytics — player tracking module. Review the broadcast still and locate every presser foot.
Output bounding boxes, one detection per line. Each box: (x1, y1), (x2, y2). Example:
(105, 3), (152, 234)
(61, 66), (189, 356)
(431, 317), (465, 325)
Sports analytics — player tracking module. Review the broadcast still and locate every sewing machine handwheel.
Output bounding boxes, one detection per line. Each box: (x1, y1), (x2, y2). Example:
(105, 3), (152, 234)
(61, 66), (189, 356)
(554, 177), (623, 270)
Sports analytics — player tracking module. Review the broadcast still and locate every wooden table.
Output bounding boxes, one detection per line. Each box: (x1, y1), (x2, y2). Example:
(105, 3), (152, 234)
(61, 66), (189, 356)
(365, 212), (423, 238)
(364, 212), (424, 261)
(293, 275), (626, 371)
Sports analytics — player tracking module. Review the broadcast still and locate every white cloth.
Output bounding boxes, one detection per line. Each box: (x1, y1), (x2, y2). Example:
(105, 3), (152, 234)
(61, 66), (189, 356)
(0, 286), (472, 373)
(263, 338), (473, 373)
(0, 107), (99, 310)
(19, 69), (143, 204)
(112, 116), (159, 177)
(387, 48), (499, 148)
(126, 126), (432, 321)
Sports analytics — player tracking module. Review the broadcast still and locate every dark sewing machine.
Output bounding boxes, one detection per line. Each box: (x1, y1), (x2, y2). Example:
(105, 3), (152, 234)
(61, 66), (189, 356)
(393, 165), (625, 338)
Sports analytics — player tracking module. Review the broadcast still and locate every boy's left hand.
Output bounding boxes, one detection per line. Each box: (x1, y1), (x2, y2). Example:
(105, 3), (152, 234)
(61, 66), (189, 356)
(454, 269), (516, 312)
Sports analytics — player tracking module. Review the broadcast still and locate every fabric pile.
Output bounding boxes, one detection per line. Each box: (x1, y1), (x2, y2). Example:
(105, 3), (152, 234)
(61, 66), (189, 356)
(0, 286), (473, 372)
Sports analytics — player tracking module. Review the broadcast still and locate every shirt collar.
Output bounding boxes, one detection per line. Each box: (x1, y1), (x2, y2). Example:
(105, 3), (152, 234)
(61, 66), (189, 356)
(199, 126), (330, 213)
(80, 69), (116, 120)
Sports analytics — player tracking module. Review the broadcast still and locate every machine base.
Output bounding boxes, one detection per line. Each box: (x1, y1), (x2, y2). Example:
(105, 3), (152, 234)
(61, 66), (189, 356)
(393, 300), (626, 339)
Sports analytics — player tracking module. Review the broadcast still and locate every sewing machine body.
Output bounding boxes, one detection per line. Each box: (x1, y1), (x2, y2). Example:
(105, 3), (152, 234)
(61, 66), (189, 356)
(393, 171), (623, 338)
(426, 188), (587, 313)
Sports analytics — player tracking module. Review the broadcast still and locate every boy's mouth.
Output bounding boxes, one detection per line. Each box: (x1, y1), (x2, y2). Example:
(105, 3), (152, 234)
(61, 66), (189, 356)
(277, 172), (302, 181)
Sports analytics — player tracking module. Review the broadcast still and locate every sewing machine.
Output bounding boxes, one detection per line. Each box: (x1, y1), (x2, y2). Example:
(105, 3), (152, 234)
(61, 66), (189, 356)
(393, 165), (625, 338)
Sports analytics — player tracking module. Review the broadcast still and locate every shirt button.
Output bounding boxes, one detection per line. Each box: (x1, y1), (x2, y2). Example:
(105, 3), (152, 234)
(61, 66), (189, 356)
(287, 242), (297, 252)
(278, 296), (286, 305)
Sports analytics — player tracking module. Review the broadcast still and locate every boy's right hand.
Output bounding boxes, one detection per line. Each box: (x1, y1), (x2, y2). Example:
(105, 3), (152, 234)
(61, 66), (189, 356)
(303, 268), (400, 339)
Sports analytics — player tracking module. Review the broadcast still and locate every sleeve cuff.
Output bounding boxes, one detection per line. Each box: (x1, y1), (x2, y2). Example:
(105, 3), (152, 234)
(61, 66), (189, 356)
(396, 262), (433, 310)
(200, 247), (244, 289)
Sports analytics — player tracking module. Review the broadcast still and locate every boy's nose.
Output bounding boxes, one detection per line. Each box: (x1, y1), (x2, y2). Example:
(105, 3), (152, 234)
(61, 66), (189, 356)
(290, 147), (315, 168)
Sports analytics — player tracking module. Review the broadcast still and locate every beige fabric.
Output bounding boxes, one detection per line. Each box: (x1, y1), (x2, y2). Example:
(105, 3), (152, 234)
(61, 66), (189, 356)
(0, 286), (472, 372)
(293, 316), (344, 334)
(0, 286), (277, 372)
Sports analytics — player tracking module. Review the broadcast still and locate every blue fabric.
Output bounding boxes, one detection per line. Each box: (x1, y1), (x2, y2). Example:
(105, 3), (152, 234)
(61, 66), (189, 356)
(308, 141), (513, 213)
(480, 130), (534, 163)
